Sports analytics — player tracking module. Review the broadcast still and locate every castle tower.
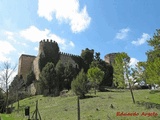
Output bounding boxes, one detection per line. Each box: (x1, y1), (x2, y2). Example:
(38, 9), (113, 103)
(33, 39), (60, 80)
(104, 53), (118, 65)
(38, 39), (59, 55)
(18, 54), (36, 81)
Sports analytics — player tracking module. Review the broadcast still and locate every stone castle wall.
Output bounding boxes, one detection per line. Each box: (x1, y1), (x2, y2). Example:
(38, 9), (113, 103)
(33, 56), (40, 80)
(18, 54), (36, 81)
(60, 52), (79, 68)
(104, 53), (118, 65)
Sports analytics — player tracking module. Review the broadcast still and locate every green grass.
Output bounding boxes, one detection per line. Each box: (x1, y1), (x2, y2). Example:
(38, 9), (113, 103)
(0, 89), (160, 120)
(0, 114), (17, 120)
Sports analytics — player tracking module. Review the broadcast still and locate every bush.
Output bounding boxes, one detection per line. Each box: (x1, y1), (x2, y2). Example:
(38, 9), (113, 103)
(71, 69), (88, 98)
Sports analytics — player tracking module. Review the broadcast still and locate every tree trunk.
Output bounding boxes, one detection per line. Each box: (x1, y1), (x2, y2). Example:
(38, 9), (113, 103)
(129, 82), (135, 104)
(5, 89), (9, 113)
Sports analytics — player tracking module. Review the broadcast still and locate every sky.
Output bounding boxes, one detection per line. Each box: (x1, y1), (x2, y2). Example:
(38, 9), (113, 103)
(0, 0), (160, 77)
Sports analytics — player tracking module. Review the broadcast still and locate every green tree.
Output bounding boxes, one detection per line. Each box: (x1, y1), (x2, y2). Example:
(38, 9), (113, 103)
(146, 29), (160, 62)
(90, 52), (113, 87)
(87, 67), (104, 95)
(112, 52), (135, 103)
(64, 62), (76, 90)
(81, 48), (94, 72)
(55, 60), (65, 91)
(39, 62), (58, 95)
(146, 58), (160, 85)
(26, 71), (35, 86)
(71, 69), (88, 98)
(0, 88), (5, 113)
(112, 52), (130, 88)
(145, 29), (160, 85)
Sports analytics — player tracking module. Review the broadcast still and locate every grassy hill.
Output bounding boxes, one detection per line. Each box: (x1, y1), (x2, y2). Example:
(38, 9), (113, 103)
(0, 89), (160, 120)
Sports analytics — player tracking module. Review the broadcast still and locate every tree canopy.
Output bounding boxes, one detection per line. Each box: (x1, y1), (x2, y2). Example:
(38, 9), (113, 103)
(145, 29), (160, 85)
(112, 52), (130, 88)
(81, 48), (94, 72)
(87, 67), (104, 95)
(39, 62), (58, 95)
(71, 69), (88, 98)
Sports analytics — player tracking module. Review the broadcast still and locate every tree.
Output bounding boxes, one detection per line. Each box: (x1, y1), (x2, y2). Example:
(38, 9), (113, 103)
(71, 69), (88, 98)
(145, 29), (160, 86)
(112, 52), (129, 88)
(55, 60), (65, 91)
(63, 62), (76, 90)
(0, 61), (16, 112)
(26, 71), (35, 86)
(0, 88), (5, 113)
(9, 75), (20, 102)
(39, 62), (58, 95)
(87, 67), (104, 95)
(112, 52), (135, 103)
(145, 58), (160, 85)
(90, 52), (113, 87)
(131, 62), (146, 82)
(81, 48), (94, 72)
(146, 29), (160, 62)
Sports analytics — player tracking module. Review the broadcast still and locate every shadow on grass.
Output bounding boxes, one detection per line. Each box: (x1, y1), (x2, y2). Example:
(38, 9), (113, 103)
(149, 90), (160, 94)
(79, 95), (98, 99)
(136, 101), (160, 110)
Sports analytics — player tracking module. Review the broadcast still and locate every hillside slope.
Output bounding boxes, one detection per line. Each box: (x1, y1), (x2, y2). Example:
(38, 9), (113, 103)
(1, 89), (160, 120)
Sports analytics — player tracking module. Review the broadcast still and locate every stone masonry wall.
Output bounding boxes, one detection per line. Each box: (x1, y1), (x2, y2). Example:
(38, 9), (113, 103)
(60, 52), (79, 68)
(33, 56), (40, 80)
(104, 53), (118, 65)
(18, 54), (36, 81)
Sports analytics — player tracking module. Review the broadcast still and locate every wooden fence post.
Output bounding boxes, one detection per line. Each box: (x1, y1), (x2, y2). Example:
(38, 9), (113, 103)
(77, 96), (80, 120)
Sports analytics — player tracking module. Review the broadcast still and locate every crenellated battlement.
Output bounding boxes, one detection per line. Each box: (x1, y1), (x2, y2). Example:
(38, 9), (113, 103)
(60, 52), (80, 58)
(40, 39), (57, 44)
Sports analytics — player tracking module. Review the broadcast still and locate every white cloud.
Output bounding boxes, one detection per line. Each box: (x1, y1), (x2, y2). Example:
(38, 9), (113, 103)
(0, 41), (16, 62)
(4, 30), (28, 47)
(131, 33), (150, 46)
(34, 47), (39, 51)
(129, 58), (139, 67)
(20, 26), (75, 50)
(116, 28), (130, 39)
(37, 0), (91, 33)
(4, 31), (14, 40)
(69, 41), (75, 47)
(20, 26), (50, 42)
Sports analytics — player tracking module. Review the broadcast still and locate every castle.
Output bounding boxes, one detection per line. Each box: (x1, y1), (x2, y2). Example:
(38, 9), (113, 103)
(17, 39), (116, 94)
(18, 39), (81, 81)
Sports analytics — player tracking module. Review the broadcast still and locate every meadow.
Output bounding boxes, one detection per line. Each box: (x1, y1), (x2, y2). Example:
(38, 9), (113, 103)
(0, 89), (160, 120)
